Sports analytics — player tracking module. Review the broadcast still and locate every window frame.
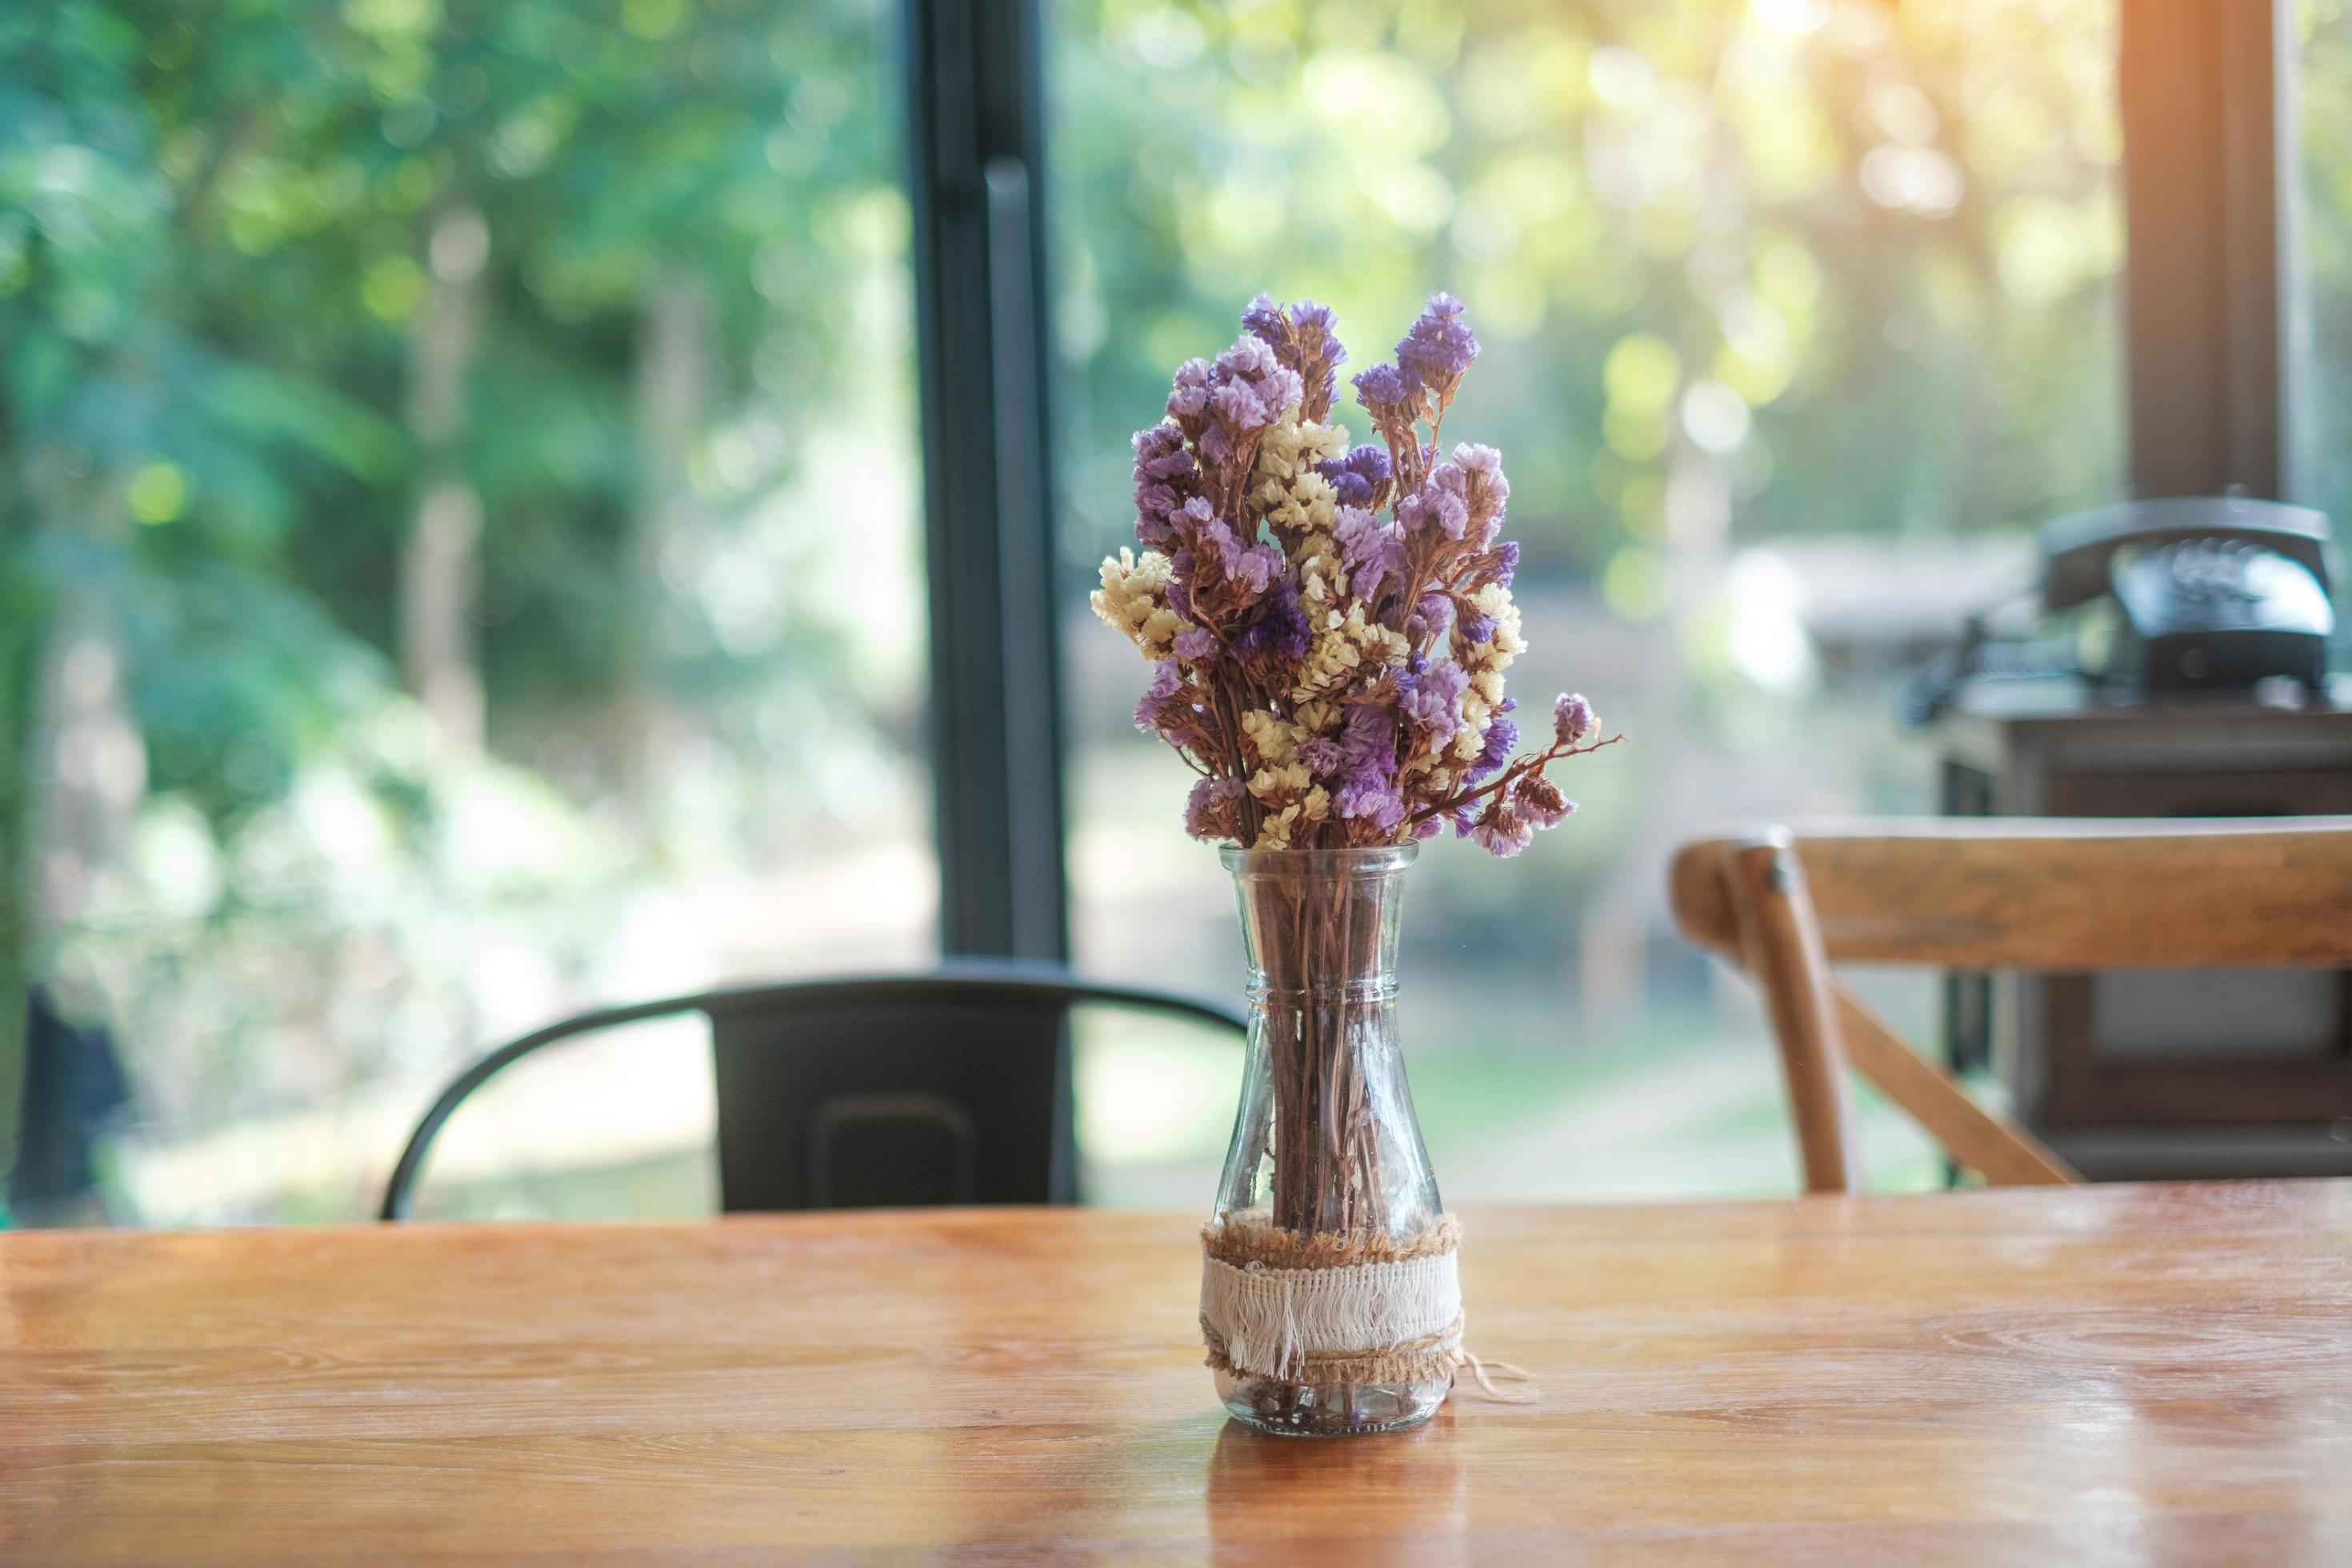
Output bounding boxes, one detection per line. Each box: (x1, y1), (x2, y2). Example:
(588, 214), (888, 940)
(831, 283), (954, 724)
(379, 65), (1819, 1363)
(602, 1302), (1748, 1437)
(905, 0), (1070, 962)
(2118, 0), (2295, 500)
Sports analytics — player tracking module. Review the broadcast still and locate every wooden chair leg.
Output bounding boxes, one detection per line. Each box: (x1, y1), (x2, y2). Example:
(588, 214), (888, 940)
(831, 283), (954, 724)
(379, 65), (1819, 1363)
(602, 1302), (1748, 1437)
(1722, 835), (1860, 1194)
(1829, 986), (2075, 1186)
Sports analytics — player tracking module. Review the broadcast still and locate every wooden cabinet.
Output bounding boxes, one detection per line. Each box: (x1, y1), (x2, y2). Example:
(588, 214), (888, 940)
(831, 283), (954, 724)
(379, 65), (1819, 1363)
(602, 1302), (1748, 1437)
(1937, 677), (2352, 1178)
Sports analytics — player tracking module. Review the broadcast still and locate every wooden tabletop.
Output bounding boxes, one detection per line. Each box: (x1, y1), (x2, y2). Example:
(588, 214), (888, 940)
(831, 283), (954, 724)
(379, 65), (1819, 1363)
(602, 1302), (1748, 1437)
(3, 1182), (2350, 1565)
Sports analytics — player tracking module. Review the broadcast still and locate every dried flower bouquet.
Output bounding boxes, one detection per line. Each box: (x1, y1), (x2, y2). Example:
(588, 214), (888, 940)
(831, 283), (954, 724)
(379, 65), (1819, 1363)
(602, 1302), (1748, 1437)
(1094, 293), (1615, 1245)
(1093, 290), (1611, 862)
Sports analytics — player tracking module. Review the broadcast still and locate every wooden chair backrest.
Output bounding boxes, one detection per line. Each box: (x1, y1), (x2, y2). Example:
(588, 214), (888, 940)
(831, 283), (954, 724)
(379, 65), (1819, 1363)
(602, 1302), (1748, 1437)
(1668, 818), (2352, 1194)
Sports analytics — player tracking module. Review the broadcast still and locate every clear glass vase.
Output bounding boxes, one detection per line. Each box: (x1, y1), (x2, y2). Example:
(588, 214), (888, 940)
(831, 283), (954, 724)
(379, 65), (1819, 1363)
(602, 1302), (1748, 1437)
(1208, 842), (1451, 1436)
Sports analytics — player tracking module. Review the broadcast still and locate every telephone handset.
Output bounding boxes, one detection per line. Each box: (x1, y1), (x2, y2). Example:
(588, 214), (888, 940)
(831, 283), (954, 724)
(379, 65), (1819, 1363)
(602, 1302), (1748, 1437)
(2038, 497), (2334, 693)
(1904, 496), (2337, 726)
(2042, 496), (2331, 609)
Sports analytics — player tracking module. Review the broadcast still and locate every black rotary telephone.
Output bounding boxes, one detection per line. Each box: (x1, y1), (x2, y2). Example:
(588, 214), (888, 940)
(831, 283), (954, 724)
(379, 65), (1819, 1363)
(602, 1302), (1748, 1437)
(1905, 496), (2337, 725)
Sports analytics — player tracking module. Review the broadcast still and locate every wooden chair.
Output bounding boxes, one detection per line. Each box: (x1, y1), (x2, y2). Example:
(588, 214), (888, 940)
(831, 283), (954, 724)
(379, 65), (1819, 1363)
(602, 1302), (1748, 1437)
(1668, 817), (2352, 1193)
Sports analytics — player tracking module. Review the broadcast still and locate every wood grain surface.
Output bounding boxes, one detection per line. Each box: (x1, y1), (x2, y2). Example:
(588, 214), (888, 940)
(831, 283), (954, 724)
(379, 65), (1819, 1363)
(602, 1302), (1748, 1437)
(4, 1185), (2350, 1564)
(1667, 816), (2352, 971)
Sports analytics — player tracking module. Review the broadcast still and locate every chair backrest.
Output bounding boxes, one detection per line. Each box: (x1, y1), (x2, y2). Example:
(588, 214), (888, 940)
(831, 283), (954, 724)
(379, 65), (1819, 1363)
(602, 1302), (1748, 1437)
(381, 961), (1246, 1220)
(1668, 817), (2352, 1194)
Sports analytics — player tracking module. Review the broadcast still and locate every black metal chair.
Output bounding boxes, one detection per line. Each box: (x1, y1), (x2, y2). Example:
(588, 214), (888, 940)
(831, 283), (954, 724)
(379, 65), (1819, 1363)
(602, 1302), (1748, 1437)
(379, 959), (1246, 1220)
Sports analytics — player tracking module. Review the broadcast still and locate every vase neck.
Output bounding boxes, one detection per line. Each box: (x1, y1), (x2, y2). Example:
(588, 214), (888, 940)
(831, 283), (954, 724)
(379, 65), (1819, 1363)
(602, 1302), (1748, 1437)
(1211, 849), (1438, 1243)
(1225, 854), (1410, 1000)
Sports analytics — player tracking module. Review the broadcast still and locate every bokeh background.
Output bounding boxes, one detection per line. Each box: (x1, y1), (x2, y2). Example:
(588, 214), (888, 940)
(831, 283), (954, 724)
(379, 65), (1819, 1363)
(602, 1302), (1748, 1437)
(8, 0), (2347, 1222)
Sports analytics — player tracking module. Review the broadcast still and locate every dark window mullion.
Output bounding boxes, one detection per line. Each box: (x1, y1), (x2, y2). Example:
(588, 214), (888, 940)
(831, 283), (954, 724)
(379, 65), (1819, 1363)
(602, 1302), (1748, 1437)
(905, 0), (1069, 962)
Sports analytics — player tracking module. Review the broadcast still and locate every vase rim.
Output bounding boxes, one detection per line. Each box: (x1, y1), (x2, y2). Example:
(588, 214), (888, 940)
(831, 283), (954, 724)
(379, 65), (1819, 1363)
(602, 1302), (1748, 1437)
(1218, 842), (1419, 875)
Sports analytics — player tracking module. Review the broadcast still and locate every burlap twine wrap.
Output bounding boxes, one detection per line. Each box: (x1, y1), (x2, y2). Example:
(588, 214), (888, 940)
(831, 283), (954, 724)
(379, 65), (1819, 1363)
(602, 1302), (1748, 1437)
(1200, 1213), (1525, 1395)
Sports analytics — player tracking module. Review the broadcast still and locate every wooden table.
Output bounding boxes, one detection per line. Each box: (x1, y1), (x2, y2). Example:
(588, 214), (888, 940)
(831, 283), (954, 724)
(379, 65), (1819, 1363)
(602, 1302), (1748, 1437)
(3, 1182), (2350, 1564)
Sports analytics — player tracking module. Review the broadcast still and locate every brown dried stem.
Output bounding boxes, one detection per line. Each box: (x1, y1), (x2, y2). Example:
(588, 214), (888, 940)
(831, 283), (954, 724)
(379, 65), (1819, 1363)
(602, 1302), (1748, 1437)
(1248, 856), (1390, 1236)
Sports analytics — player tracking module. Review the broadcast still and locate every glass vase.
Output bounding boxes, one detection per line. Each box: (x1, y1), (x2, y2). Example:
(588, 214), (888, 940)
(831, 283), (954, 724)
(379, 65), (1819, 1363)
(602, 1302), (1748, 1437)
(1207, 842), (1452, 1437)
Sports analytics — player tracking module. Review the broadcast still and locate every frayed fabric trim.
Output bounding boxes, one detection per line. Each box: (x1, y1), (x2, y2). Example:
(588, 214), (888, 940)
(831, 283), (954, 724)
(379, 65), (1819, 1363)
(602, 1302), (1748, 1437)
(1198, 1211), (1536, 1399)
(1199, 1248), (1465, 1386)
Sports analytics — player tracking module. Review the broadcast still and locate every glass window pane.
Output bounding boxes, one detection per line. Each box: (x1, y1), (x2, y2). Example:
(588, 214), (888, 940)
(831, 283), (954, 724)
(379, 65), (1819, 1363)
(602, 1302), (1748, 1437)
(2296, 0), (2352, 517)
(1052, 0), (2124, 1201)
(406, 1015), (721, 1222)
(14, 0), (931, 1224)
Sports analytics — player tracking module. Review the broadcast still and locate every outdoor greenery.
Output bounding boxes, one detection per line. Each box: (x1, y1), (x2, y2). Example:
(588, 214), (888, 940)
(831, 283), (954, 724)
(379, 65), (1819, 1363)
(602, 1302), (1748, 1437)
(6, 0), (2138, 1218)
(1056, 0), (2122, 578)
(4, 0), (926, 1214)
(2298, 0), (2352, 520)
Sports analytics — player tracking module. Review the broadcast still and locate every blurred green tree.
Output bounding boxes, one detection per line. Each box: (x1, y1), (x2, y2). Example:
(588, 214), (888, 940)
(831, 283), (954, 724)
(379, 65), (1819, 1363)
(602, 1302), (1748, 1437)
(1053, 0), (2120, 573)
(2, 0), (916, 1210)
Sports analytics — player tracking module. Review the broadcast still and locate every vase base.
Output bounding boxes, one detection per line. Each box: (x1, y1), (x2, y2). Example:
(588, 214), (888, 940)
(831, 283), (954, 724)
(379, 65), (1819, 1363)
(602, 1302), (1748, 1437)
(1214, 1370), (1449, 1437)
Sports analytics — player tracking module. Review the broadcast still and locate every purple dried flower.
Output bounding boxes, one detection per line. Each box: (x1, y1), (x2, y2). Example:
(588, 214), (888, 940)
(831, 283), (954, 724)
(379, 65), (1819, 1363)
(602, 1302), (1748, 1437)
(1286, 300), (1341, 339)
(1514, 771), (1577, 828)
(1174, 625), (1218, 662)
(1434, 488), (1470, 539)
(1489, 538), (1520, 588)
(1170, 494), (1215, 536)
(1164, 547), (1194, 620)
(1210, 378), (1274, 435)
(1334, 506), (1405, 602)
(1185, 775), (1247, 842)
(1553, 692), (1597, 746)
(1210, 336), (1297, 434)
(1397, 291), (1478, 402)
(1317, 444), (1382, 512)
(1134, 430), (1193, 482)
(1335, 704), (1396, 778)
(1239, 297), (1348, 421)
(1468, 798), (1533, 857)
(1287, 302), (1345, 422)
(1320, 464), (1372, 509)
(1298, 735), (1344, 775)
(1198, 422), (1234, 469)
(1473, 717), (1518, 777)
(1178, 333), (1305, 475)
(1316, 443), (1394, 511)
(1450, 442), (1510, 544)
(1406, 591), (1453, 646)
(1232, 540), (1280, 598)
(1166, 358), (1212, 422)
(1352, 362), (1414, 421)
(1134, 659), (1194, 738)
(1185, 502), (1282, 614)
(1234, 580), (1310, 666)
(1398, 660), (1469, 748)
(1216, 334), (1278, 378)
(1334, 775), (1409, 834)
(1135, 496), (1178, 547)
(1240, 292), (1286, 345)
(1132, 423), (1197, 546)
(1398, 476), (1470, 543)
